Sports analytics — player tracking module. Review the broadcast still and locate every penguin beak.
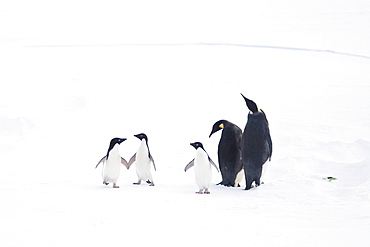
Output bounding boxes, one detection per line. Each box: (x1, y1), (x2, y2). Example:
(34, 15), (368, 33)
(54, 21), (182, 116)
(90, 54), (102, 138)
(240, 93), (247, 101)
(209, 123), (222, 138)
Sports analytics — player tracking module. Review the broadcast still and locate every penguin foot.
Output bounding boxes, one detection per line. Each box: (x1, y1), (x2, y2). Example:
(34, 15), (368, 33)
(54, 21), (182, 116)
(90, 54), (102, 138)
(218, 181), (234, 187)
(146, 180), (155, 186)
(204, 189), (210, 194)
(113, 184), (119, 188)
(133, 181), (141, 185)
(196, 191), (204, 194)
(245, 185), (254, 190)
(103, 182), (109, 185)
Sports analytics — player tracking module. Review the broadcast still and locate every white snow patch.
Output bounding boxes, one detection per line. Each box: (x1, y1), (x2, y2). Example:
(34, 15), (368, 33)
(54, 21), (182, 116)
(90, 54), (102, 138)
(1, 0), (370, 246)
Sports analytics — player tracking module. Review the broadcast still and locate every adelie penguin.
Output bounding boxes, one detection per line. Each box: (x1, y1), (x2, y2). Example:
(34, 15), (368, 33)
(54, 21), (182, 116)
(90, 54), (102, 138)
(185, 142), (219, 194)
(209, 120), (243, 187)
(128, 133), (156, 186)
(95, 138), (130, 188)
(240, 94), (272, 190)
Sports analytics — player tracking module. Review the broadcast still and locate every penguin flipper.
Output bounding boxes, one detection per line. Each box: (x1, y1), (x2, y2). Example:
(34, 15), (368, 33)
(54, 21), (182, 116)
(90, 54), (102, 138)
(208, 157), (220, 172)
(184, 159), (195, 172)
(95, 156), (107, 169)
(261, 109), (273, 161)
(128, 153), (136, 167)
(121, 157), (130, 169)
(267, 133), (272, 161)
(150, 155), (157, 171)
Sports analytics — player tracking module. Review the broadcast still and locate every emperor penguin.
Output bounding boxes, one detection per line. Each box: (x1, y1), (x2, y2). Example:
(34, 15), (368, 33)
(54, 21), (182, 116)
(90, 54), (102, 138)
(128, 133), (156, 186)
(209, 120), (243, 187)
(240, 94), (272, 190)
(185, 142), (219, 194)
(95, 138), (129, 188)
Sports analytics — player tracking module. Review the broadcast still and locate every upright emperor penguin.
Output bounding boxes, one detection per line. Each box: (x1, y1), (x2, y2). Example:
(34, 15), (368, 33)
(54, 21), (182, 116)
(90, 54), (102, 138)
(209, 120), (243, 187)
(128, 133), (156, 186)
(240, 94), (272, 190)
(95, 138), (129, 188)
(185, 142), (219, 194)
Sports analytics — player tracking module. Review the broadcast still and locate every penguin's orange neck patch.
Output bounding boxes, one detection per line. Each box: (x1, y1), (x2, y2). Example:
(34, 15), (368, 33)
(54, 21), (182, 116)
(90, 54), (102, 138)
(219, 123), (224, 129)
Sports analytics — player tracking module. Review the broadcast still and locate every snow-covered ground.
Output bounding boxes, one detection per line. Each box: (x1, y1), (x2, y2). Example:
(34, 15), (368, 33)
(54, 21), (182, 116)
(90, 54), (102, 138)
(1, 0), (370, 246)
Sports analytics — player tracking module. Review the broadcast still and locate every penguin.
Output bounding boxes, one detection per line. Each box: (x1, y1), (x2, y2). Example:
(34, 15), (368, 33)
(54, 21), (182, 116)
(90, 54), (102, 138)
(185, 142), (219, 194)
(209, 120), (243, 187)
(128, 133), (156, 186)
(95, 138), (129, 188)
(240, 94), (272, 190)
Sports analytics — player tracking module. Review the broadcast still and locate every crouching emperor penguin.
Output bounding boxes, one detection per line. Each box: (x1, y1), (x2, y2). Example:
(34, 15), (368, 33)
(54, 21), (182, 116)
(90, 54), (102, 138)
(128, 133), (156, 186)
(240, 94), (272, 190)
(185, 142), (219, 194)
(95, 138), (129, 188)
(209, 120), (243, 187)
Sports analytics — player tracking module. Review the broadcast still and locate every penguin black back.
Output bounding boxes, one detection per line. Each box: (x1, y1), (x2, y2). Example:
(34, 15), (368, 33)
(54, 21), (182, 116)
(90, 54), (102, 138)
(209, 120), (242, 187)
(240, 95), (272, 190)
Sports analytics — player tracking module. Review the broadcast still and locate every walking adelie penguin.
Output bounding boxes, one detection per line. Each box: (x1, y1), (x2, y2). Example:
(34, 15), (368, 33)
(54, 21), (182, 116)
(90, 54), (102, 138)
(95, 138), (129, 188)
(209, 120), (243, 187)
(240, 94), (272, 190)
(185, 142), (219, 194)
(128, 133), (156, 186)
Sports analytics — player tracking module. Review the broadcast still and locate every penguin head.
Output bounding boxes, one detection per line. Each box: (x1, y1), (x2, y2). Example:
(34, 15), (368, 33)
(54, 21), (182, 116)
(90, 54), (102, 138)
(134, 133), (148, 142)
(107, 137), (127, 158)
(110, 137), (127, 146)
(190, 142), (204, 150)
(241, 93), (258, 113)
(209, 120), (226, 137)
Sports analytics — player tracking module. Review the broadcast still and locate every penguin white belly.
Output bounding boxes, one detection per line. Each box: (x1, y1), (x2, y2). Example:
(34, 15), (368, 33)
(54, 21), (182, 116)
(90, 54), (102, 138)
(103, 145), (121, 183)
(234, 169), (244, 187)
(135, 140), (152, 181)
(261, 161), (269, 183)
(194, 149), (212, 190)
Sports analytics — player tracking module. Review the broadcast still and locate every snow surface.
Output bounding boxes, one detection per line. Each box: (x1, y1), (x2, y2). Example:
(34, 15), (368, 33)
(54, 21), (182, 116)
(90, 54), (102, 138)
(1, 0), (370, 246)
